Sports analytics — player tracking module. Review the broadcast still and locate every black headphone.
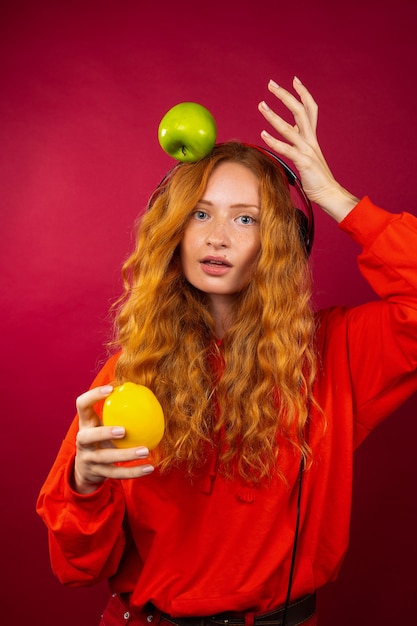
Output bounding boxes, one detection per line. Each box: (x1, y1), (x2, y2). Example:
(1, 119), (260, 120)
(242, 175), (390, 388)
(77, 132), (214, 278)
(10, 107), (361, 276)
(147, 144), (314, 256)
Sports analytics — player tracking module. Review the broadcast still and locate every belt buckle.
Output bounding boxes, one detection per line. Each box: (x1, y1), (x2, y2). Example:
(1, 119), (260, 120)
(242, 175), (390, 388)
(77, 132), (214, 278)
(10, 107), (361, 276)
(209, 617), (231, 626)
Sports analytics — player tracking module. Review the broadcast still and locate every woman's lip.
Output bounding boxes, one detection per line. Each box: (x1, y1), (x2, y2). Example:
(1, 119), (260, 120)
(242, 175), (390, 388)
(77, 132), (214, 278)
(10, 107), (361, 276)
(199, 258), (232, 275)
(200, 256), (232, 266)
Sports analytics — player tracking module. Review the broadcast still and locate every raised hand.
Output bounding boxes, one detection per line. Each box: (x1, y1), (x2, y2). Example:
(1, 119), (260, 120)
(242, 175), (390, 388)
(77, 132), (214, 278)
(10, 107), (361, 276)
(258, 77), (359, 222)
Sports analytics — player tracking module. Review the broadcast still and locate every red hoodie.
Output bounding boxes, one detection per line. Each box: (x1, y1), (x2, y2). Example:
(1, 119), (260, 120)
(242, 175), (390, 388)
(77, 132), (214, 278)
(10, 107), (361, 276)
(37, 197), (417, 617)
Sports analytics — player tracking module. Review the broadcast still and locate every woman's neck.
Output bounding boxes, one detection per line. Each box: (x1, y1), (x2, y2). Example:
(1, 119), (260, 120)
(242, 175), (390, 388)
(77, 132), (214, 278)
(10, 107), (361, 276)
(208, 294), (237, 339)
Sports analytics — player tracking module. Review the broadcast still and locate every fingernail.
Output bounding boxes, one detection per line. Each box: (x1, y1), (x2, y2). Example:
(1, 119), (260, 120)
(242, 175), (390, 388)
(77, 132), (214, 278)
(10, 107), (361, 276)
(261, 130), (272, 139)
(269, 79), (279, 89)
(141, 465), (154, 475)
(111, 427), (125, 436)
(135, 447), (150, 457)
(260, 101), (270, 111)
(100, 385), (113, 394)
(294, 76), (302, 84)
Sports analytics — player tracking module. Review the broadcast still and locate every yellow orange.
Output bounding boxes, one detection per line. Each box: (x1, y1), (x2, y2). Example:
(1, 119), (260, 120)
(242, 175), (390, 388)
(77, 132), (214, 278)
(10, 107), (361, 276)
(102, 382), (165, 450)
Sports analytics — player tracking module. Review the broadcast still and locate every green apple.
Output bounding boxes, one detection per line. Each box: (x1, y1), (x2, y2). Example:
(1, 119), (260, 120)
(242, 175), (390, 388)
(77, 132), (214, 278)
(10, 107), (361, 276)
(158, 102), (217, 162)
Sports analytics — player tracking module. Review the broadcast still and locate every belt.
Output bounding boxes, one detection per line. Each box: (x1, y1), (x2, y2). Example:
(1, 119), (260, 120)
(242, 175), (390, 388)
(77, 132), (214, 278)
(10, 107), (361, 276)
(157, 593), (316, 626)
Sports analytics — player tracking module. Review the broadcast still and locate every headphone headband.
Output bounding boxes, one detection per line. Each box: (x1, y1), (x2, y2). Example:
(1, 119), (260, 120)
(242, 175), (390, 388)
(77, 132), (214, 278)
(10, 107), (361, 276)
(147, 143), (314, 255)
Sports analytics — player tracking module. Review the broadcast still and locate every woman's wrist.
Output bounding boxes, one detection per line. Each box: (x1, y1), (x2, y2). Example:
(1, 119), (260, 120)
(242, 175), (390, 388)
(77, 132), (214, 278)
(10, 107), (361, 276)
(319, 184), (360, 223)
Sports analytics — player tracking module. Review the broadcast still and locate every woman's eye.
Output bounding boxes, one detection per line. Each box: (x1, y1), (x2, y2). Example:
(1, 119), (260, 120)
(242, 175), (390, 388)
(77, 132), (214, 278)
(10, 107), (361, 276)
(237, 215), (256, 225)
(193, 210), (209, 221)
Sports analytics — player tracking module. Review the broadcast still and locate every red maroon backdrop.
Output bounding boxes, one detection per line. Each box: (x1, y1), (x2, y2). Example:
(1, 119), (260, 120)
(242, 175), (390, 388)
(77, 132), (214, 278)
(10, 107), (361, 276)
(1, 1), (416, 624)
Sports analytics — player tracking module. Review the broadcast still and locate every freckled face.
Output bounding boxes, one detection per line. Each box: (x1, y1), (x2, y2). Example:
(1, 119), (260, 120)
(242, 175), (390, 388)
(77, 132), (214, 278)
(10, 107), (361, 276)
(180, 161), (261, 307)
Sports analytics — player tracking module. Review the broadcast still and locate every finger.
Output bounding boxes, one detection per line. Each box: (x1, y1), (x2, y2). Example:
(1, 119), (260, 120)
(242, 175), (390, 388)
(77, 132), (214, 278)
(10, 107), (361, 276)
(267, 79), (317, 138)
(81, 445), (150, 466)
(93, 462), (155, 481)
(291, 77), (319, 132)
(76, 385), (113, 428)
(258, 100), (300, 149)
(76, 424), (127, 447)
(267, 80), (306, 117)
(259, 129), (297, 162)
(76, 458), (155, 488)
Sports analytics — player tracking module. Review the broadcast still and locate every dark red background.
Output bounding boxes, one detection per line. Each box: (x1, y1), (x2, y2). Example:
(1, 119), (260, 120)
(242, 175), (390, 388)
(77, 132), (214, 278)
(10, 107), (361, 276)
(1, 1), (416, 624)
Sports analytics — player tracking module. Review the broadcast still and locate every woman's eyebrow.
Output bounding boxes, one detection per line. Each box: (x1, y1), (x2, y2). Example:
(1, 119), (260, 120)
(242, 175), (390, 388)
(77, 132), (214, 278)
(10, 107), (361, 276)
(196, 199), (260, 209)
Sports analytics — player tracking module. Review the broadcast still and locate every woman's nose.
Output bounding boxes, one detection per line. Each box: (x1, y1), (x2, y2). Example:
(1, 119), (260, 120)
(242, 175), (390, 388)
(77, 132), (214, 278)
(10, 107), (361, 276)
(206, 220), (230, 247)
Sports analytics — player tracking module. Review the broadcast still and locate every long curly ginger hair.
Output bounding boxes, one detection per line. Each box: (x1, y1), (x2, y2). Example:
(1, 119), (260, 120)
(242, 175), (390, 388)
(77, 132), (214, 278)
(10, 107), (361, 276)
(111, 142), (318, 483)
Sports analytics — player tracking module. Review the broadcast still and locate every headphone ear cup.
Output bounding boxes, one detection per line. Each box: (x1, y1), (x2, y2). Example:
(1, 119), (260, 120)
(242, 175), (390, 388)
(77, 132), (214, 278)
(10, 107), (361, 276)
(296, 209), (312, 256)
(245, 144), (314, 256)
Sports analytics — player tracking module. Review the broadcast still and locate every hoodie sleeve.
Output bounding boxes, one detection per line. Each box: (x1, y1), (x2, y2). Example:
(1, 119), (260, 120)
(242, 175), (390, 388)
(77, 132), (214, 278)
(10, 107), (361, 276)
(36, 352), (127, 586)
(336, 196), (417, 445)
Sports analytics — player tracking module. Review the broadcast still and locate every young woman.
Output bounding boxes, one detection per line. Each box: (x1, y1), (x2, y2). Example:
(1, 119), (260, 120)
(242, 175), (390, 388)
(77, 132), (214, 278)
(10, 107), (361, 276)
(37, 78), (417, 625)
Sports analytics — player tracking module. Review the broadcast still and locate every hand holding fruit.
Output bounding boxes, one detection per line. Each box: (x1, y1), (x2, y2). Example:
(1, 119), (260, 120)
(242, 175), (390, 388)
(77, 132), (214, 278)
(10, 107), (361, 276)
(74, 384), (164, 494)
